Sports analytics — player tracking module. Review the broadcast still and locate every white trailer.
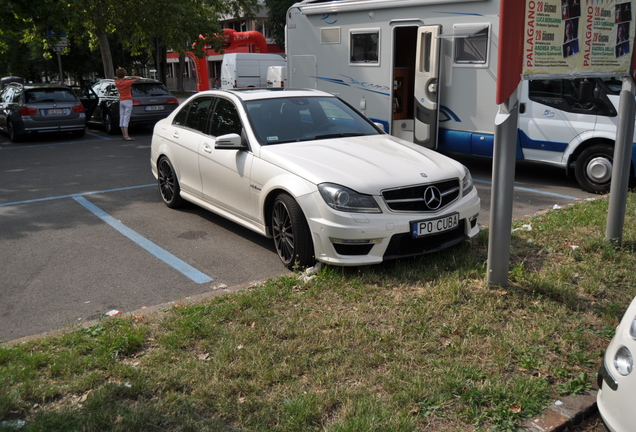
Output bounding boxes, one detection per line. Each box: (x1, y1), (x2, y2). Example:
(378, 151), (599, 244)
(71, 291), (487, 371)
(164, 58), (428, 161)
(220, 53), (286, 89)
(286, 0), (634, 193)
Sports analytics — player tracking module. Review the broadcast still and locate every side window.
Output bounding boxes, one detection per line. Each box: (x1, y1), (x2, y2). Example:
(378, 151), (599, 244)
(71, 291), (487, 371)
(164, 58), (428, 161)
(209, 98), (242, 136)
(454, 27), (489, 65)
(11, 88), (22, 103)
(106, 84), (119, 97)
(173, 97), (215, 133)
(350, 30), (379, 64)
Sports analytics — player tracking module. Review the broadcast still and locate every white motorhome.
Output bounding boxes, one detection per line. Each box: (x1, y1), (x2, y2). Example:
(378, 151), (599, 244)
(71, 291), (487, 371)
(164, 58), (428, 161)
(286, 0), (633, 193)
(221, 53), (286, 89)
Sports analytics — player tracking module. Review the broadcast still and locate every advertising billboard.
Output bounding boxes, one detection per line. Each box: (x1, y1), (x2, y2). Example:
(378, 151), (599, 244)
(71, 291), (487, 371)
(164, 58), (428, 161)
(523, 0), (635, 77)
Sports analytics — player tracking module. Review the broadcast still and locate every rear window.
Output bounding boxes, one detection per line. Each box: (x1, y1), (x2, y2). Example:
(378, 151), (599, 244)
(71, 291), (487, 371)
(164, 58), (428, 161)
(131, 83), (171, 97)
(25, 89), (78, 103)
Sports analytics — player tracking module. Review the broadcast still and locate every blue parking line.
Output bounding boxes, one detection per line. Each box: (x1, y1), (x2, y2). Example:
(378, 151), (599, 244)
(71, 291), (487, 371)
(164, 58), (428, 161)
(473, 179), (578, 200)
(73, 195), (214, 284)
(0, 184), (156, 207)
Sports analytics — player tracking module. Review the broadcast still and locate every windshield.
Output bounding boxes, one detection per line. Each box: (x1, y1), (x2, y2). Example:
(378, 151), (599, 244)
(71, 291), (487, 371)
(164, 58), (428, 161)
(25, 89), (78, 103)
(131, 83), (171, 97)
(245, 96), (381, 145)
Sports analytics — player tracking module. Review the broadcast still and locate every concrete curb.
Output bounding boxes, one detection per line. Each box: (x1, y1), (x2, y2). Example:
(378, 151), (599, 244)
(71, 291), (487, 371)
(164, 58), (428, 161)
(522, 390), (598, 431)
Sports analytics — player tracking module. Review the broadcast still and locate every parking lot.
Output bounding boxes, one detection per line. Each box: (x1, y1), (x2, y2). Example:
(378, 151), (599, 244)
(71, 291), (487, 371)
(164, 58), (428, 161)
(0, 126), (599, 343)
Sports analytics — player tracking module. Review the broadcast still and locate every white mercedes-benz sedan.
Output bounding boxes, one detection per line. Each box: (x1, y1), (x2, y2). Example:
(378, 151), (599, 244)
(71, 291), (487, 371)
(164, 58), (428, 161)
(150, 88), (480, 269)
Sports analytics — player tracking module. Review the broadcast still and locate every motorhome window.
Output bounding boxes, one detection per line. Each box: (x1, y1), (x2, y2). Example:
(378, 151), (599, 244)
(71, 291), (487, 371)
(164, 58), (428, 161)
(454, 28), (488, 64)
(350, 31), (379, 64)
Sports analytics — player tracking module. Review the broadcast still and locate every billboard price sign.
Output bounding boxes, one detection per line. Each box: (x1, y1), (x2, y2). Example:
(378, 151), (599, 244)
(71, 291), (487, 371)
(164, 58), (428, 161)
(523, 0), (635, 77)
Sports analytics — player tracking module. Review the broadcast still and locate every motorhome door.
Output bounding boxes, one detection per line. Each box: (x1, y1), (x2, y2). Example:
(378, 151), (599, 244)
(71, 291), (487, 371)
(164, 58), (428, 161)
(414, 25), (441, 149)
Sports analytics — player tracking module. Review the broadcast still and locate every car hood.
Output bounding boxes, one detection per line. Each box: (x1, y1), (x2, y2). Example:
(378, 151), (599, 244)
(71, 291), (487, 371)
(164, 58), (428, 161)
(259, 135), (465, 194)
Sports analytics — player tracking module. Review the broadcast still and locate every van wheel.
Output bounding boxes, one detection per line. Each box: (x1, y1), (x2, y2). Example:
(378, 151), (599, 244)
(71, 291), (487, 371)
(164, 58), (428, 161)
(575, 144), (613, 194)
(103, 111), (119, 135)
(271, 193), (315, 270)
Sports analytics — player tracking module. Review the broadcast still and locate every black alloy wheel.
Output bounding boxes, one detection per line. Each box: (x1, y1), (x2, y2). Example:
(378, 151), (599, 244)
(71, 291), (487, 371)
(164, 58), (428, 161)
(271, 193), (314, 270)
(157, 157), (184, 208)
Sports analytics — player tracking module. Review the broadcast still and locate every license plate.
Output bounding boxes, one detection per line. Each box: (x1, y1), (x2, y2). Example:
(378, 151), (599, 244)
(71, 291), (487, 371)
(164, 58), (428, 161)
(46, 109), (65, 115)
(411, 213), (459, 237)
(145, 105), (164, 111)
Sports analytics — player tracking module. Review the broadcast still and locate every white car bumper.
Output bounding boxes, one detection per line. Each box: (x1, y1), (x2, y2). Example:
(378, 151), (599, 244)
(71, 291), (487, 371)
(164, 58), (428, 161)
(299, 188), (480, 266)
(597, 296), (636, 432)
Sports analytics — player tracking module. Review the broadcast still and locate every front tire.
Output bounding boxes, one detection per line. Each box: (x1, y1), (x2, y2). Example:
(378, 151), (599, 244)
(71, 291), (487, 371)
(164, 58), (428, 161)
(271, 193), (315, 270)
(574, 144), (613, 193)
(157, 157), (184, 208)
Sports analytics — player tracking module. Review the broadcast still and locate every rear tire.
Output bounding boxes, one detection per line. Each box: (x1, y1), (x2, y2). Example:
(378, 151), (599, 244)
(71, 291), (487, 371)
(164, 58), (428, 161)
(157, 156), (184, 208)
(271, 193), (315, 270)
(7, 121), (23, 143)
(104, 111), (119, 135)
(574, 144), (613, 193)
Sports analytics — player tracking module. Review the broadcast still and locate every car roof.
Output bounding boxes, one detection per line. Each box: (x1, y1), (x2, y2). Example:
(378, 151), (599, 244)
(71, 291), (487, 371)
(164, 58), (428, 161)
(9, 82), (72, 91)
(197, 88), (336, 102)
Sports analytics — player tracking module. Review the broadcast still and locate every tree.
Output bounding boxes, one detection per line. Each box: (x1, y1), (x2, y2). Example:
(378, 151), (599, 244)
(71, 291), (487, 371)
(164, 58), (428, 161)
(2, 0), (260, 81)
(265, 0), (297, 49)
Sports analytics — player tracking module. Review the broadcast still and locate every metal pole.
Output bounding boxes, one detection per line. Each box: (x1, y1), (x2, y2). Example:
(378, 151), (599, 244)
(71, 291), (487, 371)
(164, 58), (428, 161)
(57, 52), (64, 84)
(487, 90), (520, 287)
(606, 76), (636, 244)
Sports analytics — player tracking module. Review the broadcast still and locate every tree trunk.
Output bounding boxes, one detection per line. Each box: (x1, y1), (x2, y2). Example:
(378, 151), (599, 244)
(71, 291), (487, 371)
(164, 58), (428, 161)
(93, 3), (114, 79)
(97, 31), (114, 79)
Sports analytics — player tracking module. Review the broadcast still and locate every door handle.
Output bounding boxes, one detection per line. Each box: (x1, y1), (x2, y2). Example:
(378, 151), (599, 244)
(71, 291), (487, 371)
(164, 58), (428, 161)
(172, 131), (179, 139)
(202, 144), (212, 154)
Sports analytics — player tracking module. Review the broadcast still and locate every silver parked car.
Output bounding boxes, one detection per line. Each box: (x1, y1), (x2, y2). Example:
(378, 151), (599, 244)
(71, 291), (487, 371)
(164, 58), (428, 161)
(88, 78), (179, 134)
(0, 82), (87, 142)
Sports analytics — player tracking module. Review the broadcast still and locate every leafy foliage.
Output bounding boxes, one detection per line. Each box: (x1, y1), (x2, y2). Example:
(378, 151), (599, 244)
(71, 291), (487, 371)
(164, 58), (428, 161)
(1, 0), (260, 80)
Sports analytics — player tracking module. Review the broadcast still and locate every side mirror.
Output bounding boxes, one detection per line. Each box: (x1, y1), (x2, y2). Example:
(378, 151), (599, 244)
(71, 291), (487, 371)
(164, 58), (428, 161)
(215, 133), (247, 150)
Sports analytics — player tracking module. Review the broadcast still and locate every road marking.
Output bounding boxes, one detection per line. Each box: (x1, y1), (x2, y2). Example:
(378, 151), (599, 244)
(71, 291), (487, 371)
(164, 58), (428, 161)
(0, 184), (156, 207)
(73, 195), (214, 284)
(473, 179), (578, 200)
(0, 184), (214, 285)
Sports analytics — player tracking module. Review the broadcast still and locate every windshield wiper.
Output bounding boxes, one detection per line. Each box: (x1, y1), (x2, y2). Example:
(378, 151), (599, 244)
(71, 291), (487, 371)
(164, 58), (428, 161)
(312, 132), (366, 139)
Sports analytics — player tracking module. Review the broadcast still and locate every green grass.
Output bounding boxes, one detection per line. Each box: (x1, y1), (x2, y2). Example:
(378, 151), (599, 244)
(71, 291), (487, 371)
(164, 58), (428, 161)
(2, 193), (636, 431)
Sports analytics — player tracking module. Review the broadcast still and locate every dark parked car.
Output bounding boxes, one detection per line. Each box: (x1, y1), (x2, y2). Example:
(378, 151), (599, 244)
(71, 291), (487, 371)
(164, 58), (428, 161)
(0, 82), (87, 142)
(88, 78), (179, 134)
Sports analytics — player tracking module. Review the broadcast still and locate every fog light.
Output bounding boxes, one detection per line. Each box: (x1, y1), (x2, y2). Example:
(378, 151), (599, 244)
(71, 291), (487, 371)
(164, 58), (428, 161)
(614, 346), (633, 376)
(630, 317), (636, 340)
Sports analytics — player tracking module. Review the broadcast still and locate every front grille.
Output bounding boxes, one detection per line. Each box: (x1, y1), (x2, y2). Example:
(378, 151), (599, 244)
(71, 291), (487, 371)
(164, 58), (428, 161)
(383, 220), (466, 260)
(382, 179), (460, 212)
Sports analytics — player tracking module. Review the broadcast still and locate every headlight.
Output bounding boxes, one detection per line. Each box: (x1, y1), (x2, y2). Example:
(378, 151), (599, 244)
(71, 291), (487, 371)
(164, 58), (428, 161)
(614, 346), (633, 376)
(318, 183), (381, 213)
(462, 166), (474, 195)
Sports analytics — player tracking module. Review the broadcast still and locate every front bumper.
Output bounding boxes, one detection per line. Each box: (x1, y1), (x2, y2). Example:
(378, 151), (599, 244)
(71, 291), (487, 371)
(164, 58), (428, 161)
(300, 187), (480, 266)
(597, 296), (636, 432)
